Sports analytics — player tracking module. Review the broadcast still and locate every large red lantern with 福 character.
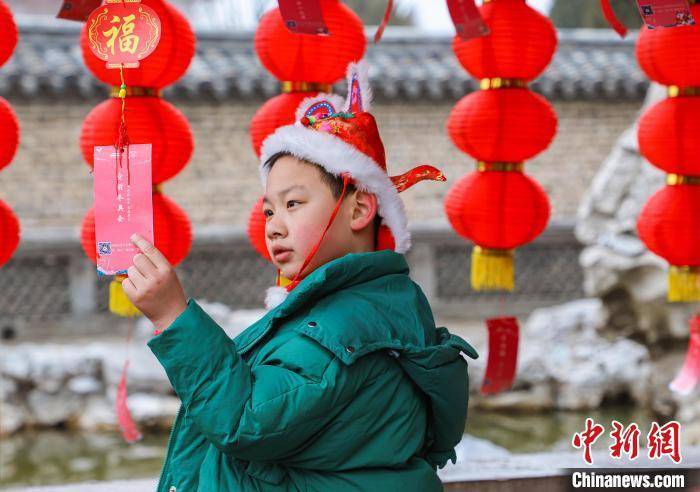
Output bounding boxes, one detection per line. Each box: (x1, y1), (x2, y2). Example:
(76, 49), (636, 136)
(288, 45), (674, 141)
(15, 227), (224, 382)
(79, 0), (195, 317)
(444, 0), (557, 292)
(636, 3), (700, 302)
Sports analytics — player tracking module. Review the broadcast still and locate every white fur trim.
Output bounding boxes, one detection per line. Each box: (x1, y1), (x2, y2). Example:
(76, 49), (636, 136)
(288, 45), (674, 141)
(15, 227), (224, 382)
(259, 125), (411, 253)
(265, 286), (289, 310)
(294, 93), (345, 122)
(343, 60), (373, 113)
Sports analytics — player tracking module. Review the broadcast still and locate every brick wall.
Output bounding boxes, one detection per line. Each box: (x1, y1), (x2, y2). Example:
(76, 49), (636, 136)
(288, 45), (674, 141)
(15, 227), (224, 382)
(0, 99), (642, 232)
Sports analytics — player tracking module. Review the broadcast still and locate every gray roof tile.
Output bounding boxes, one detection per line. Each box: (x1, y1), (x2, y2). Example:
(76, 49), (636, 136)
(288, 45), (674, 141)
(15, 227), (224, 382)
(0, 19), (647, 101)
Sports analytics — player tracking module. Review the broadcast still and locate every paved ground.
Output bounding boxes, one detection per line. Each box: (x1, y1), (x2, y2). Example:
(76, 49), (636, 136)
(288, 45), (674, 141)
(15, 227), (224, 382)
(7, 446), (699, 491)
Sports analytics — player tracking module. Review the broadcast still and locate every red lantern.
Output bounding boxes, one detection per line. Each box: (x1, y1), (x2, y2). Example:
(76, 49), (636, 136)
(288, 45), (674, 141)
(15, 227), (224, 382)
(445, 170), (550, 250)
(638, 185), (700, 267)
(80, 0), (195, 89)
(247, 195), (272, 262)
(637, 184), (700, 301)
(0, 199), (19, 268)
(636, 4), (700, 87)
(0, 0), (17, 69)
(254, 0), (365, 84)
(0, 97), (19, 172)
(445, 170), (550, 291)
(638, 96), (700, 175)
(81, 193), (192, 267)
(452, 0), (557, 81)
(250, 93), (320, 157)
(447, 88), (557, 162)
(79, 97), (193, 184)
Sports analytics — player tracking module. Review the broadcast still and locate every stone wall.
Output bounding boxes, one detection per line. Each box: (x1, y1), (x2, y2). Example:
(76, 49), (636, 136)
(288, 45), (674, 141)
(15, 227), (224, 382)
(0, 99), (642, 232)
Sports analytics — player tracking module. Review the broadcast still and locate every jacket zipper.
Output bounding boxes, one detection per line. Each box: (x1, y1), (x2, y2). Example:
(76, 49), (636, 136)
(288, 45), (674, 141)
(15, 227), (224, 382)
(156, 403), (183, 491)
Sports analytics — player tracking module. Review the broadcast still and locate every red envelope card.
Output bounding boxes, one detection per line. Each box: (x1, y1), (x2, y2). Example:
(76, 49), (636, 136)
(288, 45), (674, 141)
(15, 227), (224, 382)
(481, 317), (519, 395)
(93, 144), (154, 276)
(636, 0), (695, 28)
(447, 0), (490, 40)
(278, 0), (329, 35)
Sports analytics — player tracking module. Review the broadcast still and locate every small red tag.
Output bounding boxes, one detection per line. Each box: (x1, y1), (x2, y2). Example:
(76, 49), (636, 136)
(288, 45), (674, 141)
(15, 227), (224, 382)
(636, 0), (695, 28)
(669, 314), (700, 395)
(480, 317), (519, 395)
(57, 0), (102, 22)
(447, 0), (490, 40)
(278, 0), (329, 35)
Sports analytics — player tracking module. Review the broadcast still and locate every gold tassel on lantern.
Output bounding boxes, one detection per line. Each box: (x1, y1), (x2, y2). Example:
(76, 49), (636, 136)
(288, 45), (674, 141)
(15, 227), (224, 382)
(668, 266), (700, 302)
(109, 274), (141, 317)
(471, 246), (515, 292)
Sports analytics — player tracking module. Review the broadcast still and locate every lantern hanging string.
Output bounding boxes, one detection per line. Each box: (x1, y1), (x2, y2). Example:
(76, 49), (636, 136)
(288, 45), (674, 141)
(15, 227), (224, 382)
(115, 64), (131, 196)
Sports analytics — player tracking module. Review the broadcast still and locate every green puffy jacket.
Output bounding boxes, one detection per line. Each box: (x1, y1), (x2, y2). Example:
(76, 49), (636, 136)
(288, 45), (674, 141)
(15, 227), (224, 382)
(147, 250), (478, 491)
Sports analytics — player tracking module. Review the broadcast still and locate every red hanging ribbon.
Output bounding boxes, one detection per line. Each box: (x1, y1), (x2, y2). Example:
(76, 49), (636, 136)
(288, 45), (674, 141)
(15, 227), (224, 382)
(669, 314), (700, 395)
(286, 174), (351, 292)
(374, 0), (394, 44)
(116, 319), (143, 443)
(480, 316), (520, 395)
(600, 0), (628, 38)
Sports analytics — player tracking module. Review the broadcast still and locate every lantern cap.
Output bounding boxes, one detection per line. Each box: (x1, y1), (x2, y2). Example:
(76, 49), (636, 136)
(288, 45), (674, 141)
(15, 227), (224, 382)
(259, 60), (446, 255)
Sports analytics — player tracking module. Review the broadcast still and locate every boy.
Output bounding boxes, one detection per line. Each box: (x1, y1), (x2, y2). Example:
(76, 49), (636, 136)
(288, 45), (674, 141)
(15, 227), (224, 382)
(124, 61), (478, 492)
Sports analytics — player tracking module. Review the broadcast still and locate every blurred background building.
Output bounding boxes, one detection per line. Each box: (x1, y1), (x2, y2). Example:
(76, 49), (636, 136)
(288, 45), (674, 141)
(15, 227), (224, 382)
(4, 1), (698, 490)
(0, 0), (647, 332)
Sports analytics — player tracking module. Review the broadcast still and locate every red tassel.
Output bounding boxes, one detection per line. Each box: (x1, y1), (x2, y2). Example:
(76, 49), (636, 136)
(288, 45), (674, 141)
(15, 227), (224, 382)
(669, 314), (700, 395)
(374, 0), (393, 44)
(601, 0), (628, 38)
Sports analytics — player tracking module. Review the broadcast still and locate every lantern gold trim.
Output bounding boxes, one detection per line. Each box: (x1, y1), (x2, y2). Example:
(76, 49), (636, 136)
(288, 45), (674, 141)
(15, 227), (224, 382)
(667, 86), (700, 98)
(667, 174), (700, 185)
(477, 161), (524, 172)
(480, 78), (528, 90)
(110, 86), (162, 98)
(280, 81), (333, 94)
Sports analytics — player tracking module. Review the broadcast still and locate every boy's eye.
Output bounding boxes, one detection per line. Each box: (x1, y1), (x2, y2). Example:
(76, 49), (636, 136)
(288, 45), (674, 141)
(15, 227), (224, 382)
(287, 200), (300, 208)
(263, 209), (273, 218)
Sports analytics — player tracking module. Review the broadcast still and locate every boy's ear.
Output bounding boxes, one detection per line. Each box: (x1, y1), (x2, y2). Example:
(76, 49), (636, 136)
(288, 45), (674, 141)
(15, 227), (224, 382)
(349, 189), (378, 232)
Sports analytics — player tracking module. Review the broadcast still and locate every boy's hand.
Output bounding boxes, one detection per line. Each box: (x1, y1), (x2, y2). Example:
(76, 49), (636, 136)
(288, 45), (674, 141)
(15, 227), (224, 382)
(122, 233), (188, 332)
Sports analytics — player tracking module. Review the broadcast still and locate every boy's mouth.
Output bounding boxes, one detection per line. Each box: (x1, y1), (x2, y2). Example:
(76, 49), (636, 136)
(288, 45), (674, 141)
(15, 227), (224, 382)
(272, 246), (293, 262)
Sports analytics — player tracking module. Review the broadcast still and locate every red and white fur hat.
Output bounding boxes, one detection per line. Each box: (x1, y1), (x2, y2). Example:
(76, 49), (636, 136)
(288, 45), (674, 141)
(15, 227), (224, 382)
(259, 60), (446, 309)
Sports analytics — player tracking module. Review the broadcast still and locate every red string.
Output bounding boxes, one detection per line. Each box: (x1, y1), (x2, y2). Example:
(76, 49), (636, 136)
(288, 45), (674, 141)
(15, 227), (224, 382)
(286, 173), (352, 292)
(374, 0), (393, 44)
(600, 0), (628, 38)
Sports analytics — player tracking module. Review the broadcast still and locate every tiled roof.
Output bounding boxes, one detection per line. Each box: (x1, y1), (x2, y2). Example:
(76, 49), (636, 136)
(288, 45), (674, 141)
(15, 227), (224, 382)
(0, 17), (648, 101)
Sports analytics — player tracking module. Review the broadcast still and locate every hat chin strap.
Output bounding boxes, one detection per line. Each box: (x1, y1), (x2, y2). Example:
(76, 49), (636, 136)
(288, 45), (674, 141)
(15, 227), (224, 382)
(280, 173), (352, 293)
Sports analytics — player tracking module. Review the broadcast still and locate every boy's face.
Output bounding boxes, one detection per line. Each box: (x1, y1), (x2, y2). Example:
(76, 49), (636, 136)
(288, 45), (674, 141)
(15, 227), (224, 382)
(262, 155), (360, 280)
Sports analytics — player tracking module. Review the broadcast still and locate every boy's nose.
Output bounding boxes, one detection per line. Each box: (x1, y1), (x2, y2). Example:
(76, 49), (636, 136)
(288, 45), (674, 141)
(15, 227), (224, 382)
(265, 215), (287, 239)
